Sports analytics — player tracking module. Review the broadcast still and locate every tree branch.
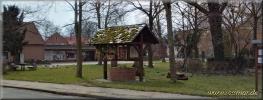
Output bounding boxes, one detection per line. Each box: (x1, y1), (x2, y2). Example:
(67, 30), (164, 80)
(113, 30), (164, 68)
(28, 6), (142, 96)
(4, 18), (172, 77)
(220, 2), (228, 13)
(65, 0), (76, 11)
(128, 0), (149, 15)
(187, 2), (208, 14)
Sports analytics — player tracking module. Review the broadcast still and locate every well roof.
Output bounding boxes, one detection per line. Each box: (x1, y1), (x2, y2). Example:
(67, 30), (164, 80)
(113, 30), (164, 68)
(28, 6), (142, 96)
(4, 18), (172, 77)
(92, 24), (158, 44)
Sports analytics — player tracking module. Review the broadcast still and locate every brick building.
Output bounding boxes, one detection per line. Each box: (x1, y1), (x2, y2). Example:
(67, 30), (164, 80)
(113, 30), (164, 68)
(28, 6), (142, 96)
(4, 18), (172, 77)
(21, 22), (45, 61)
(44, 33), (96, 62)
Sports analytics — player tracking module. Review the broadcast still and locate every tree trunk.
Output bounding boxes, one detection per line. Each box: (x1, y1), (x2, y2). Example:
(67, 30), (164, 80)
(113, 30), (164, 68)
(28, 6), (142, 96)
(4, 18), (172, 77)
(139, 35), (144, 82)
(104, 0), (111, 28)
(193, 45), (198, 58)
(193, 7), (199, 58)
(96, 0), (101, 29)
(75, 0), (83, 78)
(252, 9), (258, 57)
(208, 3), (225, 61)
(163, 0), (176, 82)
(96, 0), (102, 65)
(188, 2), (226, 60)
(145, 0), (154, 68)
(147, 15), (154, 68)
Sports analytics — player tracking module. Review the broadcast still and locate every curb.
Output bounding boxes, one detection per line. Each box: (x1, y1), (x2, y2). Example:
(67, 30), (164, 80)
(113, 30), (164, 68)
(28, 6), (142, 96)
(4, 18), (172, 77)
(2, 85), (123, 99)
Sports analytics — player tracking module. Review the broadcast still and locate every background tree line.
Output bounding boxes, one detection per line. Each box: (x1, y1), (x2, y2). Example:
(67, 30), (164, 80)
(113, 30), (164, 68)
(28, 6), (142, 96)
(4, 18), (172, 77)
(2, 0), (262, 80)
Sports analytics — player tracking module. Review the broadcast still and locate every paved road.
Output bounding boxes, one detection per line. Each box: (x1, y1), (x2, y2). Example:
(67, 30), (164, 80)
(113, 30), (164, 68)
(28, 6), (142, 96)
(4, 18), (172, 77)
(1, 87), (93, 99)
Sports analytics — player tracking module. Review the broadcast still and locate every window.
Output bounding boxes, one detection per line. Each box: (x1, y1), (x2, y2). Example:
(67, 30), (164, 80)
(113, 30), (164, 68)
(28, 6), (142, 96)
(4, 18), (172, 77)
(67, 52), (75, 58)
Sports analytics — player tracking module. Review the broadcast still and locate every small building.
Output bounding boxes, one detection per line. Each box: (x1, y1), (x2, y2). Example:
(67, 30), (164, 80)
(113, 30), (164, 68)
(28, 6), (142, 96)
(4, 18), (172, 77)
(92, 24), (159, 81)
(44, 33), (96, 62)
(92, 24), (164, 60)
(21, 22), (45, 61)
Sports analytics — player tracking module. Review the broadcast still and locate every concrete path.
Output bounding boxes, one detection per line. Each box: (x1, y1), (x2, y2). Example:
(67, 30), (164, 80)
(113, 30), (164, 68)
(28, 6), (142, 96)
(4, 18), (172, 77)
(50, 61), (147, 66)
(1, 80), (210, 99)
(2, 87), (89, 99)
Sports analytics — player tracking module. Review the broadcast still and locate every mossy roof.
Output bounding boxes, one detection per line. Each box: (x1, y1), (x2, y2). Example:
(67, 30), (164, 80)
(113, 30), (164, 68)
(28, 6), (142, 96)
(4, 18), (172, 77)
(91, 24), (146, 44)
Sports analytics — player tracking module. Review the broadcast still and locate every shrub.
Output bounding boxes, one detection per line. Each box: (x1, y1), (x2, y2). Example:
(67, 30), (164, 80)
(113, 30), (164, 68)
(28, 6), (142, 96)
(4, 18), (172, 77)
(207, 61), (229, 74)
(186, 59), (203, 74)
(174, 59), (204, 74)
(206, 57), (252, 75)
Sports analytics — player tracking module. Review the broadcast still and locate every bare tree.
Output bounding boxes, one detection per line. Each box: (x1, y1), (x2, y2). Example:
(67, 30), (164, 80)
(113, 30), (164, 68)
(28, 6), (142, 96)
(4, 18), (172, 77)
(88, 0), (135, 65)
(96, 0), (103, 65)
(174, 2), (207, 58)
(163, 0), (176, 81)
(64, 20), (97, 38)
(82, 20), (97, 38)
(186, 0), (228, 61)
(223, 1), (252, 58)
(38, 20), (62, 40)
(222, 1), (254, 74)
(94, 0), (102, 29)
(128, 0), (164, 68)
(16, 3), (55, 38)
(244, 1), (262, 56)
(88, 0), (133, 28)
(65, 0), (86, 78)
(154, 13), (167, 62)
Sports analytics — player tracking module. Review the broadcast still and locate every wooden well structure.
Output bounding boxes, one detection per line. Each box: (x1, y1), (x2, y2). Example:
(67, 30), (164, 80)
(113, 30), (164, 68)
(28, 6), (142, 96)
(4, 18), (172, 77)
(91, 24), (159, 82)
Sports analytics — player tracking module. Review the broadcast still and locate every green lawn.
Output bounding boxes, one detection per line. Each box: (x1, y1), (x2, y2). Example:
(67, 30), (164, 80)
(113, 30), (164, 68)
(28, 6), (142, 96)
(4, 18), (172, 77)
(3, 62), (260, 98)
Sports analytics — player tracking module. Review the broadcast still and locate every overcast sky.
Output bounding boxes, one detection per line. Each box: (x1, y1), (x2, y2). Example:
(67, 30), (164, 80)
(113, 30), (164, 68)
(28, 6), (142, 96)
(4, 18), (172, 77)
(2, 0), (191, 37)
(2, 0), (149, 35)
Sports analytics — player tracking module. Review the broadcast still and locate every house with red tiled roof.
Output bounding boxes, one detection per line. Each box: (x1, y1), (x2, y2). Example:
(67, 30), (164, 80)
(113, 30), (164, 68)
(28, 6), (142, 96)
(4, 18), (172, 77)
(44, 33), (96, 61)
(65, 34), (90, 45)
(45, 32), (68, 45)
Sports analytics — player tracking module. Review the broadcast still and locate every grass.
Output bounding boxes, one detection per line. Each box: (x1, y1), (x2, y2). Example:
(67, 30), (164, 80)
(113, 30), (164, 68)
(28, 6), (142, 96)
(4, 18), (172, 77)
(3, 61), (260, 98)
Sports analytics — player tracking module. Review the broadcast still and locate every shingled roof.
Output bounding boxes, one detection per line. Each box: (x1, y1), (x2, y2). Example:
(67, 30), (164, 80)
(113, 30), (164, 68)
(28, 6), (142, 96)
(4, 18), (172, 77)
(92, 24), (158, 44)
(21, 22), (44, 45)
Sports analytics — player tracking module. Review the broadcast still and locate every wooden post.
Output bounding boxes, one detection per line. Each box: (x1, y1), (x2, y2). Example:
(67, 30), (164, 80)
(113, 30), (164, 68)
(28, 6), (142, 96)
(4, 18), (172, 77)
(103, 47), (108, 80)
(111, 45), (118, 67)
(138, 34), (144, 82)
(256, 46), (258, 92)
(115, 45), (118, 65)
(127, 45), (130, 60)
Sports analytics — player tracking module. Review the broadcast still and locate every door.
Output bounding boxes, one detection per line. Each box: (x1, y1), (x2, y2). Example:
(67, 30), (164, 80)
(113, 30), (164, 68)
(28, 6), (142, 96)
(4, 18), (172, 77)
(85, 51), (95, 61)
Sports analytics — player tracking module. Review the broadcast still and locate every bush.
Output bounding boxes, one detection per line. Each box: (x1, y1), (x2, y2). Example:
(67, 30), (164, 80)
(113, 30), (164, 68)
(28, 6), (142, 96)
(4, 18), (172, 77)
(206, 61), (229, 74)
(186, 59), (203, 74)
(205, 57), (252, 75)
(174, 59), (204, 74)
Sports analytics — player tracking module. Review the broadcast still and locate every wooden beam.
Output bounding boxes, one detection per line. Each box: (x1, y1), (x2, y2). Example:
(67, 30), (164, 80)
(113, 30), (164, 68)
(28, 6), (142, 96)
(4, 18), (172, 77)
(127, 45), (130, 60)
(103, 52), (107, 80)
(138, 34), (144, 82)
(111, 45), (118, 67)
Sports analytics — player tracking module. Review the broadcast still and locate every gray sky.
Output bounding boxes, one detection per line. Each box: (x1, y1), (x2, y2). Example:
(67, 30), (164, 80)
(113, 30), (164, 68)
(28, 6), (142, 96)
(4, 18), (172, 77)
(2, 0), (148, 35)
(2, 0), (188, 37)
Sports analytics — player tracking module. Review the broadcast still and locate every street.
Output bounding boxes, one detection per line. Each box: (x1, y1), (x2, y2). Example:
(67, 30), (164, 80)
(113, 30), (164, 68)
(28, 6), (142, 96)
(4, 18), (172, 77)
(1, 87), (93, 99)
